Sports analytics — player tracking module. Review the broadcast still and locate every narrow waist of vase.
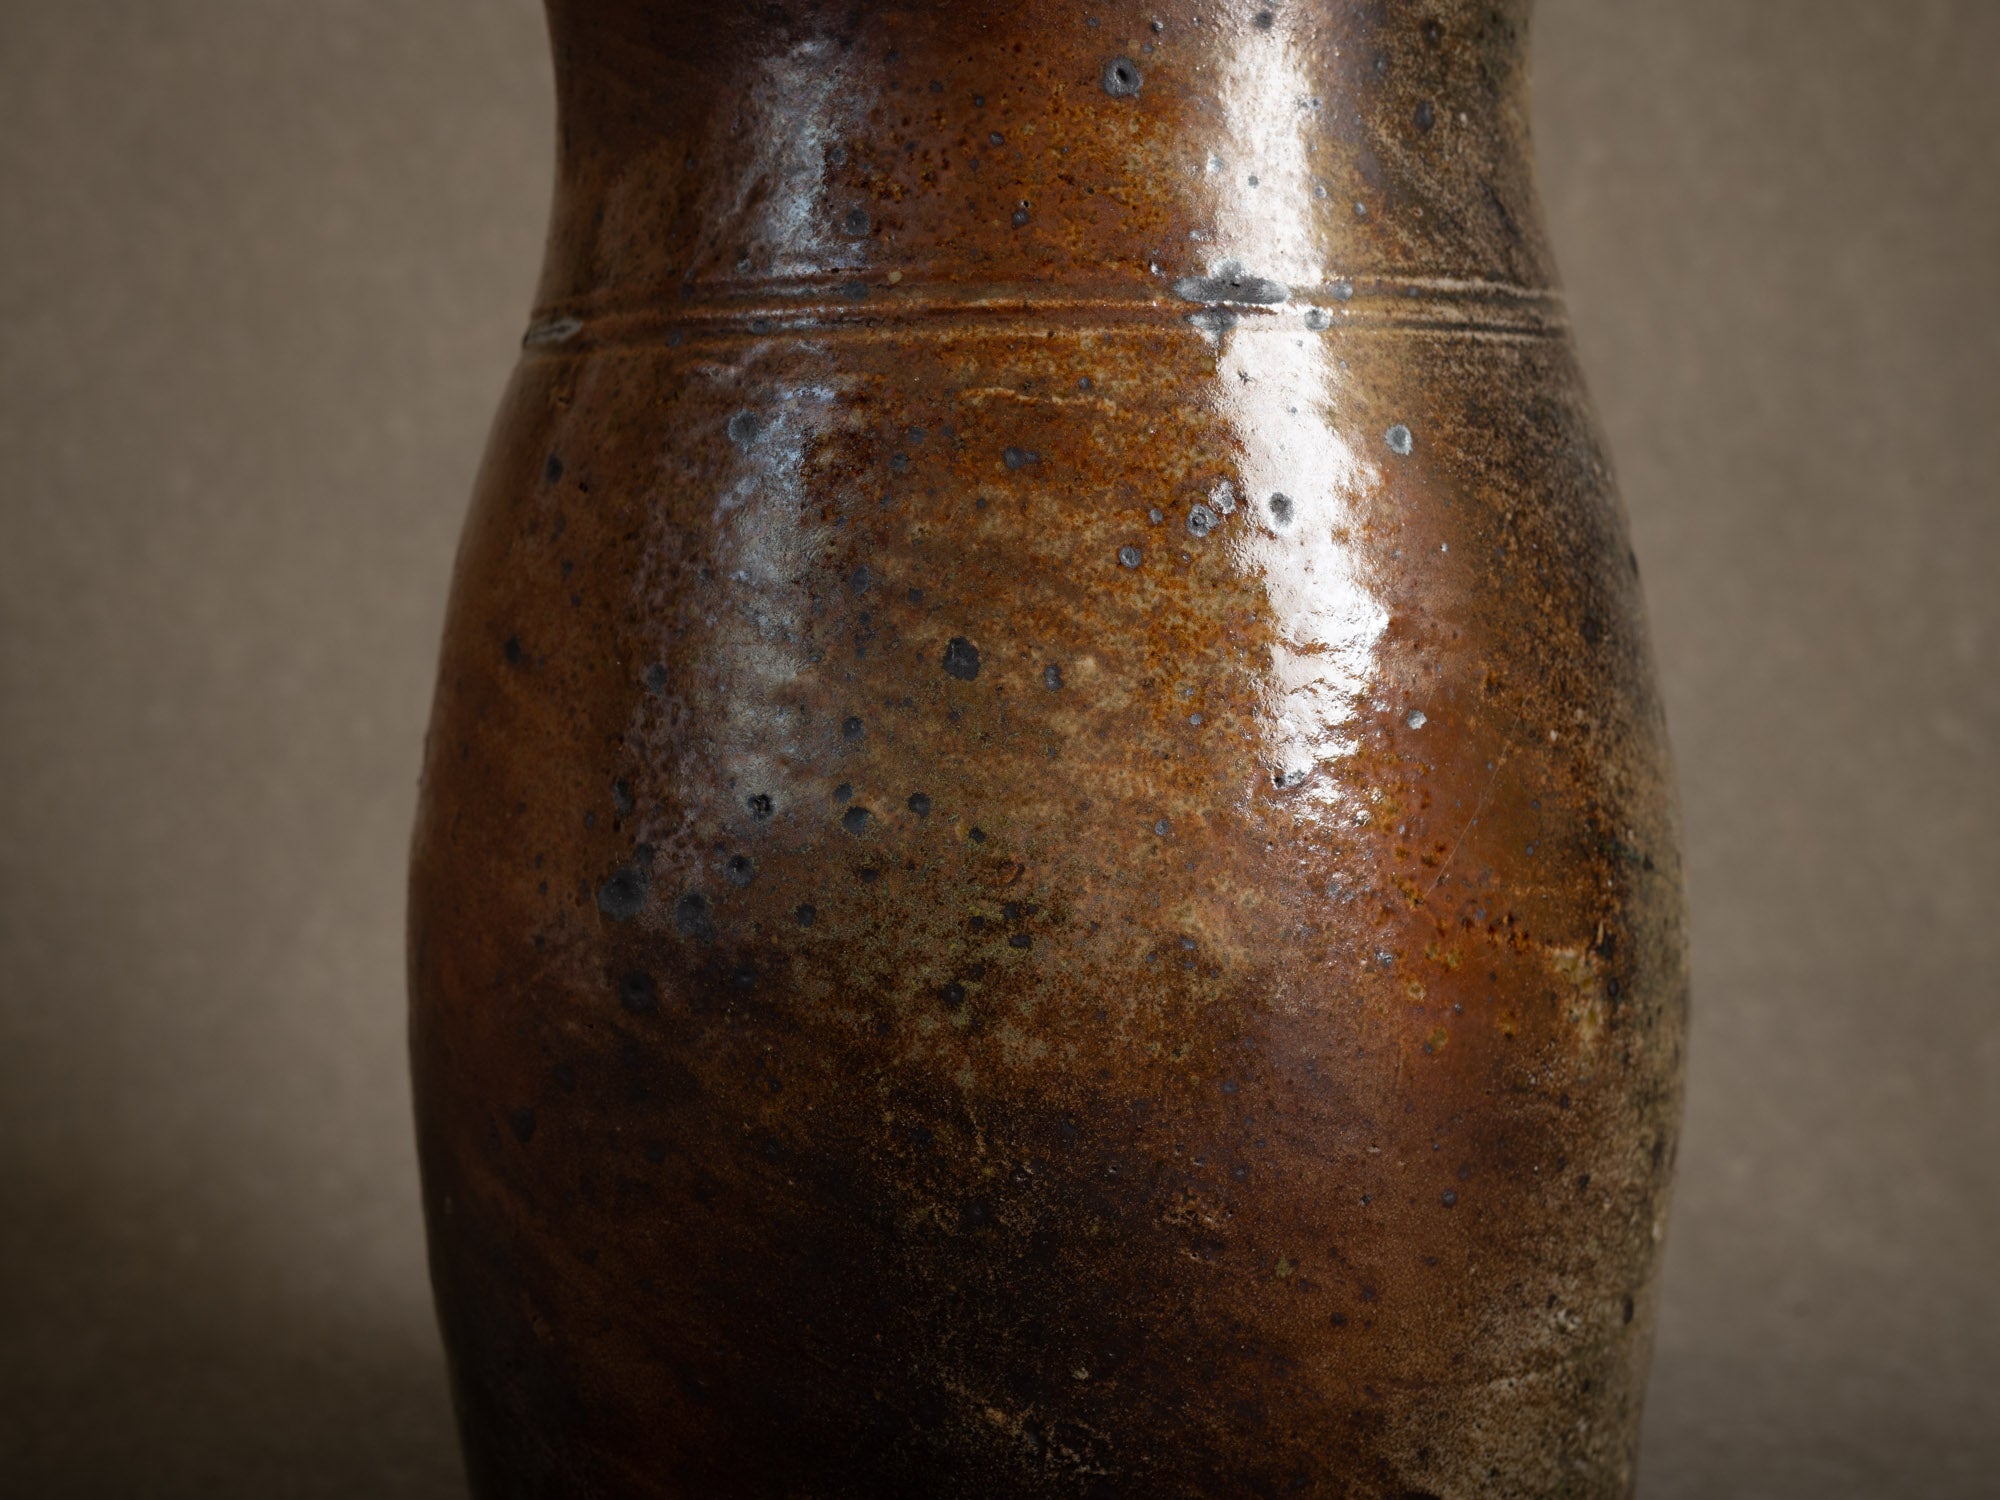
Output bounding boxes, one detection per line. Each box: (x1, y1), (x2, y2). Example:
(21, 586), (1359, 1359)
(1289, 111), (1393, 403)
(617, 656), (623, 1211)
(520, 273), (1568, 351)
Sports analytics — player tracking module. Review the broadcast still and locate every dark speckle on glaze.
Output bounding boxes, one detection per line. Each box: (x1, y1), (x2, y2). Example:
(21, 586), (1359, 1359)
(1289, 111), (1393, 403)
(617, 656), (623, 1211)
(842, 715), (866, 741)
(1268, 493), (1294, 527)
(1173, 259), (1289, 306)
(746, 792), (774, 819)
(1102, 57), (1142, 98)
(1186, 305), (1238, 340)
(726, 410), (762, 446)
(672, 891), (714, 940)
(1118, 544), (1142, 568)
(941, 636), (981, 680)
(1002, 445), (1039, 470)
(596, 865), (649, 920)
(794, 902), (817, 928)
(907, 791), (932, 816)
(1043, 663), (1064, 690)
(617, 970), (659, 1016)
(841, 806), (872, 835)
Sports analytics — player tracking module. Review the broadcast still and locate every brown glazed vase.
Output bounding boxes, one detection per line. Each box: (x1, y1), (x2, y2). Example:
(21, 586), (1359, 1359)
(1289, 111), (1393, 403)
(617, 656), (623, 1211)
(409, 2), (1685, 1496)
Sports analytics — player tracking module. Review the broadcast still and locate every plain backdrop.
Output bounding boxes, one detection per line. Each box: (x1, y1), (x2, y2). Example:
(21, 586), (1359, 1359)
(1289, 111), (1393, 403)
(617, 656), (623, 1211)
(2, 3), (1995, 1496)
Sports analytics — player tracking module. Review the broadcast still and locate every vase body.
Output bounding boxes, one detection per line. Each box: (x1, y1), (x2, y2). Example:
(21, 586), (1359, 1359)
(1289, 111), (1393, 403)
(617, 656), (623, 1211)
(409, 2), (1685, 1495)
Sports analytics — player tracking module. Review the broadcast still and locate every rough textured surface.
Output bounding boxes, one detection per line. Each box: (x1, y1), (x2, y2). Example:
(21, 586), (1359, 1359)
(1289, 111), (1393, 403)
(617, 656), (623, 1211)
(3, 2), (1996, 1498)
(408, 4), (1681, 1495)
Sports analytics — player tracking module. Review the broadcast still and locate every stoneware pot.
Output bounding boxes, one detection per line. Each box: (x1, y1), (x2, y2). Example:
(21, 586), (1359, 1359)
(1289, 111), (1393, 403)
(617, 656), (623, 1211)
(409, 2), (1685, 1495)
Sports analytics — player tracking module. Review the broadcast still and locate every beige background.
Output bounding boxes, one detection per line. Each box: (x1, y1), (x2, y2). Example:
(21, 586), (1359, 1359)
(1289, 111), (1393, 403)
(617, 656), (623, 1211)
(2, 2), (1994, 1495)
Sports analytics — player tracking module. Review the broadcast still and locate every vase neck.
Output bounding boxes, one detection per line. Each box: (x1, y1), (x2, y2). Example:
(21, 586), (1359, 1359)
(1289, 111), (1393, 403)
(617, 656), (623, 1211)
(533, 0), (1547, 315)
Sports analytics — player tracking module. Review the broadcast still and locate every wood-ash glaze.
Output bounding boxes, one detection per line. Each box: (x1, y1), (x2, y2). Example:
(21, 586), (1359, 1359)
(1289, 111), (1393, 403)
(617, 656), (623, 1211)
(409, 3), (1685, 1496)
